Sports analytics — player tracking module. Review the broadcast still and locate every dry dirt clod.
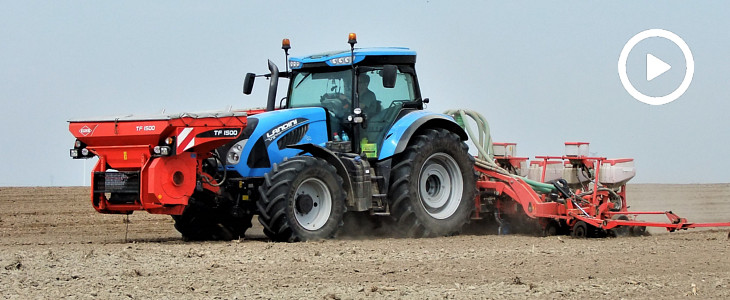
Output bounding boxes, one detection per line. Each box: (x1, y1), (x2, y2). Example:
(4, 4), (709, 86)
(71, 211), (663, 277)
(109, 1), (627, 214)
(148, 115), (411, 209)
(4, 255), (23, 270)
(125, 269), (145, 277)
(82, 249), (95, 259)
(4, 260), (22, 270)
(45, 249), (56, 261)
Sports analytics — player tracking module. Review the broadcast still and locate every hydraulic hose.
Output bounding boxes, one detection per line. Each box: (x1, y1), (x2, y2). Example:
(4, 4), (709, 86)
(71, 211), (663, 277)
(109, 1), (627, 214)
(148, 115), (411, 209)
(443, 109), (494, 162)
(444, 109), (556, 194)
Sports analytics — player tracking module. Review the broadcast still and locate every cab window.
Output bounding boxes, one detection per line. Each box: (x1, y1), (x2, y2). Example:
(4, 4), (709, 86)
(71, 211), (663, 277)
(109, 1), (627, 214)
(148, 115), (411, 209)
(288, 70), (352, 108)
(360, 69), (415, 109)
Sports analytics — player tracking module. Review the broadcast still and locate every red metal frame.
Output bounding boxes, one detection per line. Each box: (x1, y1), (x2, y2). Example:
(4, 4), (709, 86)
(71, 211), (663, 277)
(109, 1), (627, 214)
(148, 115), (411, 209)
(475, 155), (730, 233)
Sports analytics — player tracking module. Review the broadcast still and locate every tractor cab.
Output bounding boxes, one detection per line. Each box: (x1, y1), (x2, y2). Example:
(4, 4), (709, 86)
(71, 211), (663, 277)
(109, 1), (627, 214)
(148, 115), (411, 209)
(245, 34), (426, 159)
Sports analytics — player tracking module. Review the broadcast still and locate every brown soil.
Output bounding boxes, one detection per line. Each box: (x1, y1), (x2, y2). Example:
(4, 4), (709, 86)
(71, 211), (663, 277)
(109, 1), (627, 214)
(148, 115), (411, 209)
(1, 184), (729, 299)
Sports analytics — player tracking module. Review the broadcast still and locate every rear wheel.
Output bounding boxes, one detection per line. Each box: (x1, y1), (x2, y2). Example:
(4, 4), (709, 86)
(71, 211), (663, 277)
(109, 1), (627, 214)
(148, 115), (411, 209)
(571, 221), (590, 238)
(388, 128), (476, 238)
(257, 156), (346, 242)
(172, 191), (252, 241)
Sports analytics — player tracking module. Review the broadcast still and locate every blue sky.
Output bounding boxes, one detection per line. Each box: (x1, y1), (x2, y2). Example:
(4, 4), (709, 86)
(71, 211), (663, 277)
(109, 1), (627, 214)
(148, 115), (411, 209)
(1, 1), (729, 186)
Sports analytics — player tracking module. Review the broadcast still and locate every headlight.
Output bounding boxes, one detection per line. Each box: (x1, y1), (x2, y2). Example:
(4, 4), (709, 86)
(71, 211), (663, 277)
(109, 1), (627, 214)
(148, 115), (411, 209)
(329, 56), (352, 65)
(153, 146), (172, 156)
(70, 139), (93, 159)
(226, 139), (248, 165)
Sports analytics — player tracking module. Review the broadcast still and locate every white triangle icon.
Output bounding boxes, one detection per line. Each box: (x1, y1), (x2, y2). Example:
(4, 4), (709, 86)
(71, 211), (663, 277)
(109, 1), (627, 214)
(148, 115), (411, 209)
(646, 53), (671, 81)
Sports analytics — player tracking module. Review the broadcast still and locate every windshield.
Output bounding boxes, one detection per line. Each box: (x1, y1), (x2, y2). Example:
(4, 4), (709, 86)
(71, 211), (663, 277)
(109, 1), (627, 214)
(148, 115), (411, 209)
(288, 69), (353, 108)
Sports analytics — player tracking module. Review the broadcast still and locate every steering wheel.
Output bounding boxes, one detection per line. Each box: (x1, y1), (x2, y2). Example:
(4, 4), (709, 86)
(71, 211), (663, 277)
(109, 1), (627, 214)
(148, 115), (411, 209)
(388, 99), (409, 109)
(320, 93), (349, 116)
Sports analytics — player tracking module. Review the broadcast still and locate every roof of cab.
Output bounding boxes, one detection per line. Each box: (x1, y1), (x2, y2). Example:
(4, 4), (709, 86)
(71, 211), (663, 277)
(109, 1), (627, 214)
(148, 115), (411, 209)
(289, 47), (416, 67)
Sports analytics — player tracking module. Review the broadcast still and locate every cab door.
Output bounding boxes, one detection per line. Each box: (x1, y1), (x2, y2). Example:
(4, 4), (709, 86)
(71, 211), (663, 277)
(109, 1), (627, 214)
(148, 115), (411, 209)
(359, 68), (418, 159)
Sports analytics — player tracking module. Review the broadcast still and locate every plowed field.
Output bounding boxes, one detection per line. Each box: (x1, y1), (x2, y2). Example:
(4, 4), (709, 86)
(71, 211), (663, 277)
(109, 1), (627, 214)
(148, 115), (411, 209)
(1, 185), (729, 299)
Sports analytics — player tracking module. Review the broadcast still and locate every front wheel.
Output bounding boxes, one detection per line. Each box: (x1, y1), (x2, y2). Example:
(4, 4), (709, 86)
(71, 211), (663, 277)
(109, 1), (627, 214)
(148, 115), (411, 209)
(388, 128), (476, 238)
(257, 156), (346, 242)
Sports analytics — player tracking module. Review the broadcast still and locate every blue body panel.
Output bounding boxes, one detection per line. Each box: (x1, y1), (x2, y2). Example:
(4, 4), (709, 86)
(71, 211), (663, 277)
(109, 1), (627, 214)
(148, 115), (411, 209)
(378, 110), (459, 160)
(227, 107), (329, 177)
(289, 47), (416, 69)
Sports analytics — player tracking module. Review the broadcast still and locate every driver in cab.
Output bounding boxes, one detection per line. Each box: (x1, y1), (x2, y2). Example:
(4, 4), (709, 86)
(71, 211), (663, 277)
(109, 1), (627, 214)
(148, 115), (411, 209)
(356, 74), (378, 117)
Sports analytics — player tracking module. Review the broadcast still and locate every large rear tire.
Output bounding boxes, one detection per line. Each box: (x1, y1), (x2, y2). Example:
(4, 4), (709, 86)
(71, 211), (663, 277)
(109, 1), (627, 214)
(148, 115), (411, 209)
(172, 191), (253, 241)
(257, 156), (346, 242)
(388, 128), (476, 238)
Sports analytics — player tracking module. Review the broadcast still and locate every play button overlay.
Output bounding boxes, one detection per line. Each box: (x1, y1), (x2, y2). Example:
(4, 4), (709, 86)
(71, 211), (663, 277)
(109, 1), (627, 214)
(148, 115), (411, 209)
(618, 29), (694, 106)
(646, 53), (671, 81)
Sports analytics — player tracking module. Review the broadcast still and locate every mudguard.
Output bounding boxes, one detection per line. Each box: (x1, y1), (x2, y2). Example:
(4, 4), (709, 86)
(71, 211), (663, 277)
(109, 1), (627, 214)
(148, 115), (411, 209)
(378, 110), (468, 160)
(287, 143), (356, 208)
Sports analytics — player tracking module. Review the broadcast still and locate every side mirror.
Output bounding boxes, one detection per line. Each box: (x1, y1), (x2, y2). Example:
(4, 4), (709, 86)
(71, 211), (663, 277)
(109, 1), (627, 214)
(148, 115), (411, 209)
(382, 65), (397, 88)
(242, 73), (256, 95)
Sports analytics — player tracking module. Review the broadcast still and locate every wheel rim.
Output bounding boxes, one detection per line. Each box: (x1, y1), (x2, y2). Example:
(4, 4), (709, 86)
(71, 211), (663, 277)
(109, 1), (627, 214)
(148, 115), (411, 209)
(418, 153), (464, 220)
(294, 178), (333, 231)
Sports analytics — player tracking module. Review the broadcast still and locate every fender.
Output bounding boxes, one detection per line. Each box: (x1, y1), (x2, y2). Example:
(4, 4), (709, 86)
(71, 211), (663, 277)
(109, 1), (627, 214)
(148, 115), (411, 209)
(287, 143), (356, 208)
(378, 111), (468, 160)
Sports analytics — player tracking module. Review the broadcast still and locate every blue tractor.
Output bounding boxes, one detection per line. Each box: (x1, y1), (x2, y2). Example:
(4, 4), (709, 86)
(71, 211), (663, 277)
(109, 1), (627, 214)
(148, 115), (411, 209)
(174, 34), (476, 242)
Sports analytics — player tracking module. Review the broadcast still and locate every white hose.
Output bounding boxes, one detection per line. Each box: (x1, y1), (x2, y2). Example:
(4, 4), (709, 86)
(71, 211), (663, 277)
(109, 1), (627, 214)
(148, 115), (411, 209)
(443, 109), (510, 176)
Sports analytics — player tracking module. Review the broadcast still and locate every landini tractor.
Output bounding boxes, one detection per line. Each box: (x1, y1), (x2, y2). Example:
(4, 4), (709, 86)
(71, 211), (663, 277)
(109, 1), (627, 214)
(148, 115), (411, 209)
(69, 33), (476, 241)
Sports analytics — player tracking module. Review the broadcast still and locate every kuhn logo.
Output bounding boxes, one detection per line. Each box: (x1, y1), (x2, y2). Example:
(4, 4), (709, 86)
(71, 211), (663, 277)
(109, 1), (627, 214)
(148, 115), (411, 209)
(265, 119), (298, 142)
(79, 126), (92, 136)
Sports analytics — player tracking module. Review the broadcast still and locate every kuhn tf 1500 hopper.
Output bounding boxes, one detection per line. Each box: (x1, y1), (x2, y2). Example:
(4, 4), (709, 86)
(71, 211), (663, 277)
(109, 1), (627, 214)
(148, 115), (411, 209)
(69, 110), (262, 216)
